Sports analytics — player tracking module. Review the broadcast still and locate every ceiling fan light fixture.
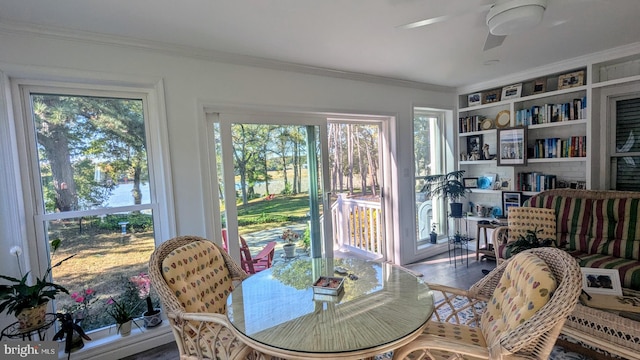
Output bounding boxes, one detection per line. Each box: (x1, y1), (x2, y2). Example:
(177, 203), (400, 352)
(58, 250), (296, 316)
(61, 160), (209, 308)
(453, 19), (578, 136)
(486, 0), (548, 36)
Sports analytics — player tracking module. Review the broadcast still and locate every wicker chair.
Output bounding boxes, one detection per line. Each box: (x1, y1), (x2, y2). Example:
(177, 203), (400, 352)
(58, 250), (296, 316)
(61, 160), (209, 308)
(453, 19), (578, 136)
(148, 235), (253, 360)
(393, 247), (582, 360)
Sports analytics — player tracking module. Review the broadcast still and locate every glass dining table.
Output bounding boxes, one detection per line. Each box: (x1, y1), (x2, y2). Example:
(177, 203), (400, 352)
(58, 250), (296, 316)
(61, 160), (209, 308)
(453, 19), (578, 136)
(226, 257), (434, 360)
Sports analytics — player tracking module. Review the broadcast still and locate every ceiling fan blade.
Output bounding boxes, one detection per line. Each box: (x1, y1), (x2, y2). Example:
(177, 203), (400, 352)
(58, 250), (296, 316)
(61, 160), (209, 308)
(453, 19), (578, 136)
(397, 4), (492, 30)
(483, 32), (506, 51)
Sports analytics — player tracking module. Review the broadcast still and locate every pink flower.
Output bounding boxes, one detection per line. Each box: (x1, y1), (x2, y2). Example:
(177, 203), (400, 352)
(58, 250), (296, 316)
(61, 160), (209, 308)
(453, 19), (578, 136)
(71, 292), (79, 299)
(130, 273), (151, 299)
(85, 288), (94, 295)
(106, 298), (114, 305)
(75, 296), (85, 303)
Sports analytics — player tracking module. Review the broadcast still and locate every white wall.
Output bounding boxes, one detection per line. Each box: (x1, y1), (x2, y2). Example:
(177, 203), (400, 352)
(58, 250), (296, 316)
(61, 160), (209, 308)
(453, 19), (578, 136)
(0, 29), (455, 293)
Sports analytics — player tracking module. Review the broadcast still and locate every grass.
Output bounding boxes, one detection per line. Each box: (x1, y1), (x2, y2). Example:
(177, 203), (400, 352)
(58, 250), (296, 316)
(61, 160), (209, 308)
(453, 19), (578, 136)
(235, 193), (310, 233)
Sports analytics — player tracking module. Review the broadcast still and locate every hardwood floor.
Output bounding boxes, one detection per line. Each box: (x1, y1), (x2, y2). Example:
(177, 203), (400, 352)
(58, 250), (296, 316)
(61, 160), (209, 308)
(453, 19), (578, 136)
(121, 252), (493, 359)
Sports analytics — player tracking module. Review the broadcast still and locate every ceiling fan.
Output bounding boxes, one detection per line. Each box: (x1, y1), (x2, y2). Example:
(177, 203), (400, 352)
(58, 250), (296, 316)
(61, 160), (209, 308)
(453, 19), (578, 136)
(398, 0), (550, 51)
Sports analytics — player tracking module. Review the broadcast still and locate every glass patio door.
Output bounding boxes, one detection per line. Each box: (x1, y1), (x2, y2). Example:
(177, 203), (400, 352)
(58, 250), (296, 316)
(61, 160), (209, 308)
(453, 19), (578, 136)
(212, 113), (333, 261)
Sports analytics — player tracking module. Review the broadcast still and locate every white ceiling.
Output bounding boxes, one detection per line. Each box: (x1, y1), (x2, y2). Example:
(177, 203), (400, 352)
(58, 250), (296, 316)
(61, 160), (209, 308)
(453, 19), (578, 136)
(0, 0), (639, 89)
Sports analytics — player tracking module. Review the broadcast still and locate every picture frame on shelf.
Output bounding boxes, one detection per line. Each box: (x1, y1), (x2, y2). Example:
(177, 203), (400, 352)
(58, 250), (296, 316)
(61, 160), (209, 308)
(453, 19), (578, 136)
(482, 89), (501, 104)
(495, 110), (510, 128)
(467, 92), (482, 107)
(558, 70), (585, 90)
(502, 191), (522, 216)
(532, 77), (546, 94)
(501, 83), (522, 100)
(463, 177), (478, 188)
(497, 127), (527, 166)
(466, 134), (483, 155)
(580, 268), (622, 296)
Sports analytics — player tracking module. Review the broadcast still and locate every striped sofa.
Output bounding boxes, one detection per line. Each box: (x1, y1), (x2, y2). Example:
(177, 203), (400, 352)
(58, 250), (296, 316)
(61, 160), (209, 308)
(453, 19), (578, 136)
(523, 189), (640, 291)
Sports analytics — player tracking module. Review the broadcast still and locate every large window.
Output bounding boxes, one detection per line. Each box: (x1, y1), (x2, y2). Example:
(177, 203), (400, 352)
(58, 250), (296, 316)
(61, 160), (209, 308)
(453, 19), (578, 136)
(610, 96), (640, 190)
(14, 83), (172, 334)
(413, 108), (445, 244)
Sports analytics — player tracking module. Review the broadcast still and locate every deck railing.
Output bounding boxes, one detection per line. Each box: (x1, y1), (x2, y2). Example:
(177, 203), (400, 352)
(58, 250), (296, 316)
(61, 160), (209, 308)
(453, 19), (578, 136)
(330, 193), (383, 257)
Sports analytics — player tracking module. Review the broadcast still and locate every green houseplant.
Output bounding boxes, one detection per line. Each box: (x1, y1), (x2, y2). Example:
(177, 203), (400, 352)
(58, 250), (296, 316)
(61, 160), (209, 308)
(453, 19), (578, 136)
(106, 295), (142, 336)
(0, 245), (74, 329)
(421, 170), (471, 217)
(505, 227), (555, 258)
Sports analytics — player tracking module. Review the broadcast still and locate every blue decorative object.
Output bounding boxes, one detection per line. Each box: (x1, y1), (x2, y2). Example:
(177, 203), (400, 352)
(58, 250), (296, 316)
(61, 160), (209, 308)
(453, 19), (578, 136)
(492, 207), (502, 218)
(477, 177), (491, 189)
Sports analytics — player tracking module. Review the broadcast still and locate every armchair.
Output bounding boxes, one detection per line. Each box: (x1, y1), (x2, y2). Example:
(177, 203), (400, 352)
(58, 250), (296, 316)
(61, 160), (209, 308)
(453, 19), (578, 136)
(148, 235), (253, 360)
(393, 247), (582, 360)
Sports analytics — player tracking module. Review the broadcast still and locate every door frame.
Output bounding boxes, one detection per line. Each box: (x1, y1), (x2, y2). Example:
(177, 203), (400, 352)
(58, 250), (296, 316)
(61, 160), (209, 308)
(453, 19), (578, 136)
(201, 105), (394, 263)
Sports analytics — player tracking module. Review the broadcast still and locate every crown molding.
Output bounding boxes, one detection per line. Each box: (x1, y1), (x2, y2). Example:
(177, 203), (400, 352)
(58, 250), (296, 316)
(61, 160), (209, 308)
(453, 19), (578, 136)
(0, 20), (453, 93)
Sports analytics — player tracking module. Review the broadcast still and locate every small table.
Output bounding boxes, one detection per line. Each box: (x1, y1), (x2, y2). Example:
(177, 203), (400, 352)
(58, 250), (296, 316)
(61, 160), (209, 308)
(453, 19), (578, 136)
(226, 258), (433, 360)
(476, 222), (501, 261)
(1, 313), (57, 341)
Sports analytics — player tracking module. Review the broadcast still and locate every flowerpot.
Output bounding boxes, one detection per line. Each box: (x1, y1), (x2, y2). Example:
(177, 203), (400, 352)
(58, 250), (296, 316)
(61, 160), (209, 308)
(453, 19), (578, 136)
(118, 320), (132, 336)
(16, 301), (48, 330)
(143, 308), (162, 328)
(66, 332), (85, 353)
(283, 244), (296, 258)
(449, 202), (463, 218)
(430, 232), (437, 244)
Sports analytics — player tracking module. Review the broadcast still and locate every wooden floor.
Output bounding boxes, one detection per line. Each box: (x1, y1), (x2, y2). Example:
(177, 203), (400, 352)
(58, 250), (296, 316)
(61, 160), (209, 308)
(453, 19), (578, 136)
(121, 252), (494, 360)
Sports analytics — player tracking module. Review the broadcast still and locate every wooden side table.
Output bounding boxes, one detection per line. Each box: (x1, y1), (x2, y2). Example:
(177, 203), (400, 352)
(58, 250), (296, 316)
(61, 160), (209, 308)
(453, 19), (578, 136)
(476, 222), (501, 261)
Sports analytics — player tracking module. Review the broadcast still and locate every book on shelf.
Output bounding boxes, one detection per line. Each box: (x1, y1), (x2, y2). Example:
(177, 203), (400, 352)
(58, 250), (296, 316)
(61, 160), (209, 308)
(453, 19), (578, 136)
(531, 136), (586, 159)
(516, 172), (557, 192)
(515, 96), (587, 126)
(459, 115), (483, 133)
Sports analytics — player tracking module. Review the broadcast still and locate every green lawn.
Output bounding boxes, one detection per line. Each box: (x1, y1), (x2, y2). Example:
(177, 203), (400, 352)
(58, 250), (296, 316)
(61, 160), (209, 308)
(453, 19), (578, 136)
(236, 193), (310, 233)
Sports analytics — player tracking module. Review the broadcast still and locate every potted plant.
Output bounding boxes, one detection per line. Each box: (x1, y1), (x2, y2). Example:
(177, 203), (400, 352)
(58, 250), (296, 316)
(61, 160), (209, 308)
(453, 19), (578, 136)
(281, 229), (299, 259)
(106, 295), (142, 336)
(421, 170), (471, 217)
(430, 224), (438, 244)
(0, 245), (75, 330)
(130, 273), (162, 328)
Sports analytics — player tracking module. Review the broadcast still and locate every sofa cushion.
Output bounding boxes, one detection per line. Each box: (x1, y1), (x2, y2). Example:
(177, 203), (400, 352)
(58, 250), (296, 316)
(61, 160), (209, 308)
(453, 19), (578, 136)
(526, 195), (592, 251)
(480, 251), (557, 347)
(507, 207), (557, 244)
(569, 251), (640, 291)
(590, 198), (640, 260)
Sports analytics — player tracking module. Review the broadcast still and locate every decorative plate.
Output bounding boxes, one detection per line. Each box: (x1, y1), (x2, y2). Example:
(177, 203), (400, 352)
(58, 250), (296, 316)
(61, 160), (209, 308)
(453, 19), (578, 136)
(495, 110), (510, 128)
(481, 118), (494, 130)
(477, 177), (492, 189)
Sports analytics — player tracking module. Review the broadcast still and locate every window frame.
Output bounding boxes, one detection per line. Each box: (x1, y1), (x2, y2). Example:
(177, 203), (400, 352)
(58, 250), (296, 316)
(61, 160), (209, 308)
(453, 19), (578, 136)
(7, 77), (175, 341)
(413, 108), (447, 246)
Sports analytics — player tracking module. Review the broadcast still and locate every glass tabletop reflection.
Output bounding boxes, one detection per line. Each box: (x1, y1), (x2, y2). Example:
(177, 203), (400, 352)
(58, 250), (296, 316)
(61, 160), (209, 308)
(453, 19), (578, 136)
(226, 257), (433, 355)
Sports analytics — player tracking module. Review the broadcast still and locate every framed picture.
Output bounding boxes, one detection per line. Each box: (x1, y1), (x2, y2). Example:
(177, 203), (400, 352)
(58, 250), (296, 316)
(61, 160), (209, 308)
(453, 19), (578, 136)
(501, 83), (522, 100)
(468, 92), (482, 107)
(482, 89), (501, 104)
(502, 191), (522, 216)
(581, 268), (623, 296)
(558, 70), (585, 90)
(466, 134), (483, 154)
(497, 127), (527, 166)
(463, 177), (478, 188)
(532, 77), (546, 94)
(576, 181), (586, 189)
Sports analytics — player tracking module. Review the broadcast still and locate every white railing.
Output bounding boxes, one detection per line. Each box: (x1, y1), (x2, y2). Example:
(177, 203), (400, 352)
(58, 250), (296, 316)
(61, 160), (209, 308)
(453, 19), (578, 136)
(330, 193), (383, 257)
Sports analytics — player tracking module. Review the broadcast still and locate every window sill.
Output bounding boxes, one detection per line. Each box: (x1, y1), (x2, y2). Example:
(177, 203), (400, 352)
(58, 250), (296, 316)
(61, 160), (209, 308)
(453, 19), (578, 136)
(58, 321), (173, 360)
